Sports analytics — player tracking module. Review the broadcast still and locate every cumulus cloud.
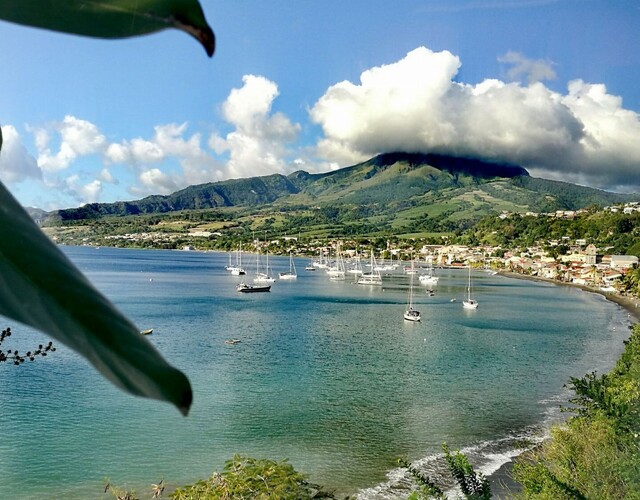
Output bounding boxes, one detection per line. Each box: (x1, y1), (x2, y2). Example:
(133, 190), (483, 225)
(209, 74), (301, 178)
(498, 51), (557, 84)
(34, 115), (106, 172)
(0, 125), (42, 183)
(65, 175), (102, 204)
(136, 168), (181, 195)
(106, 122), (224, 196)
(310, 46), (640, 192)
(99, 168), (118, 184)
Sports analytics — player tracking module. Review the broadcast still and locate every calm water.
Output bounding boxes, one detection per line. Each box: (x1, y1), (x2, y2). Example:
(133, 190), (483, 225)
(0, 247), (633, 498)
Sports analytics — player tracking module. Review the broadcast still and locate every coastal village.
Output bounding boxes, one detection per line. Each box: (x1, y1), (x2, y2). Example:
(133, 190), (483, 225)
(49, 201), (640, 306)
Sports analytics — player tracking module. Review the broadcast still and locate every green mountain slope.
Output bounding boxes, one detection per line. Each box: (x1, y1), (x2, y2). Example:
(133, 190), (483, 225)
(45, 153), (638, 236)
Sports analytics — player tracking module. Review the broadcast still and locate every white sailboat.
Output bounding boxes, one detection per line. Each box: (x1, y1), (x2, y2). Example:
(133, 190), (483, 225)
(419, 257), (438, 285)
(313, 249), (328, 269)
(228, 244), (246, 276)
(326, 242), (346, 280)
(404, 259), (421, 321)
(357, 251), (382, 285)
(348, 251), (363, 278)
(279, 252), (298, 280)
(462, 265), (479, 310)
(253, 240), (275, 283)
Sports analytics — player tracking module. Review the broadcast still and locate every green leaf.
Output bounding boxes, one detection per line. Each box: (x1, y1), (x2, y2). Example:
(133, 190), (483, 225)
(0, 181), (192, 415)
(0, 0), (214, 56)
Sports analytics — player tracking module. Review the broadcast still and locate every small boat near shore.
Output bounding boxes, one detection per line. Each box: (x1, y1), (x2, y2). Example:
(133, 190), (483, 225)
(140, 328), (154, 335)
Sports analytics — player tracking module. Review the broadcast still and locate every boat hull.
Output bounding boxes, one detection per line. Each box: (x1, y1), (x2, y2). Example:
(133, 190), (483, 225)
(404, 310), (421, 322)
(237, 284), (271, 293)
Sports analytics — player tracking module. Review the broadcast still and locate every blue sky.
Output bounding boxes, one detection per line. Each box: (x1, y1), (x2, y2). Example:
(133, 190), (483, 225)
(1, 0), (639, 210)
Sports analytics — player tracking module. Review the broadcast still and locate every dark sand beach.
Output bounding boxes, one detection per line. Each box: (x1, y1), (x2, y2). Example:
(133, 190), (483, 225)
(486, 271), (640, 498)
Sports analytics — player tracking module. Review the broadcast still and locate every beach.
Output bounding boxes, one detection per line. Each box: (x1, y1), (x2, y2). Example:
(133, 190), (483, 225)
(497, 270), (640, 321)
(485, 271), (640, 497)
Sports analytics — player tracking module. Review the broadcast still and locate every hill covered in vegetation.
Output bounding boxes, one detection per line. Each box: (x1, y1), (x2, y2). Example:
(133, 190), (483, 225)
(40, 152), (639, 244)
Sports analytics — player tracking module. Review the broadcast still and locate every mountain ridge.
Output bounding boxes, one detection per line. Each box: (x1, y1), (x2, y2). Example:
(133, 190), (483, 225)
(42, 153), (637, 228)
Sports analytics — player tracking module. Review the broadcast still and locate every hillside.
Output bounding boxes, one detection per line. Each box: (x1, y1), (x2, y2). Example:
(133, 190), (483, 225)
(41, 152), (639, 242)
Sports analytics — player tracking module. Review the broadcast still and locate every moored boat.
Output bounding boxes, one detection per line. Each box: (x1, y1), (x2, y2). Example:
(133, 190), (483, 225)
(237, 282), (271, 293)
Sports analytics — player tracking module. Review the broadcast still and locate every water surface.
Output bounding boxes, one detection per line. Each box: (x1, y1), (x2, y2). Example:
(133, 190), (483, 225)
(0, 247), (632, 498)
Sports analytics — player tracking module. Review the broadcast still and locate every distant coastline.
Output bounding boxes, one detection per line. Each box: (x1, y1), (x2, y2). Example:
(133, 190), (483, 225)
(497, 270), (640, 322)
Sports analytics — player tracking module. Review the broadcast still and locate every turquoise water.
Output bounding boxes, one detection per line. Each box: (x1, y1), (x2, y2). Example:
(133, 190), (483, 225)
(0, 247), (633, 498)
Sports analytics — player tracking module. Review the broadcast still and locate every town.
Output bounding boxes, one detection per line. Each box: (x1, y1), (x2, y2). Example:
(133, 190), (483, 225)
(43, 201), (640, 302)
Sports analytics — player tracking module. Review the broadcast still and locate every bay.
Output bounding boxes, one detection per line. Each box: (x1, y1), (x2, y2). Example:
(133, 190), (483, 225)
(0, 246), (632, 498)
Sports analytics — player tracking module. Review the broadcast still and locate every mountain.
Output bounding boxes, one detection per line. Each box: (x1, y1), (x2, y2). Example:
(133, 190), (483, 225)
(44, 153), (637, 233)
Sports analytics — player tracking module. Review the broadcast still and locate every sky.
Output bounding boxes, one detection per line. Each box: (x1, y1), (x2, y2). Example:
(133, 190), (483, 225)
(1, 0), (639, 210)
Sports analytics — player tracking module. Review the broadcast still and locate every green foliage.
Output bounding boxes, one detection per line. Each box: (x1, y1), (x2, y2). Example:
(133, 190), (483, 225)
(399, 444), (490, 500)
(465, 210), (639, 256)
(397, 458), (446, 499)
(169, 455), (336, 499)
(442, 444), (491, 499)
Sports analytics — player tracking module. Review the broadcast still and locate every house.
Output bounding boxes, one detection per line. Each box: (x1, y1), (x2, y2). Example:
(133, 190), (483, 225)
(610, 255), (639, 270)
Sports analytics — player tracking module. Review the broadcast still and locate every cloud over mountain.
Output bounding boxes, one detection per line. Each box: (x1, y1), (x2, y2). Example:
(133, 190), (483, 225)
(310, 47), (640, 192)
(4, 45), (639, 209)
(208, 74), (301, 179)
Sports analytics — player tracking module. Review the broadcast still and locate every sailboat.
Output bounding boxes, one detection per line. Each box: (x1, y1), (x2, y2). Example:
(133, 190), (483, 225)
(348, 250), (363, 278)
(462, 265), (479, 309)
(238, 240), (271, 292)
(418, 256), (438, 285)
(228, 244), (246, 276)
(404, 259), (421, 321)
(357, 251), (382, 285)
(254, 239), (275, 283)
(313, 249), (328, 269)
(279, 252), (298, 280)
(326, 242), (346, 280)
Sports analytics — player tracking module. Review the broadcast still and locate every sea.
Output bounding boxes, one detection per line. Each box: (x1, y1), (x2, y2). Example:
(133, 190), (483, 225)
(0, 246), (634, 499)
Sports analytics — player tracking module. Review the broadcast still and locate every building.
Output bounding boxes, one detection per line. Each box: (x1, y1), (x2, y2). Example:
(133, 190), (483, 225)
(609, 255), (639, 270)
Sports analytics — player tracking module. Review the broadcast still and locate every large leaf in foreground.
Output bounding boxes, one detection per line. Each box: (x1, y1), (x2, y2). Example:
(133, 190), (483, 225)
(0, 181), (192, 415)
(0, 0), (214, 56)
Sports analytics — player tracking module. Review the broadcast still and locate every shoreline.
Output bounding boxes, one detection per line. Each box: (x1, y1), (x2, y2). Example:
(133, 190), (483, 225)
(485, 271), (639, 497)
(497, 270), (640, 322)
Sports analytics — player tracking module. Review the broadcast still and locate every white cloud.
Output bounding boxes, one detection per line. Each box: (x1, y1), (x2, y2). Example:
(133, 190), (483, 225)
(35, 115), (106, 172)
(210, 74), (301, 179)
(134, 168), (180, 195)
(0, 125), (42, 184)
(106, 122), (224, 195)
(310, 46), (640, 192)
(498, 51), (557, 84)
(64, 175), (102, 204)
(99, 168), (118, 184)
(79, 180), (102, 203)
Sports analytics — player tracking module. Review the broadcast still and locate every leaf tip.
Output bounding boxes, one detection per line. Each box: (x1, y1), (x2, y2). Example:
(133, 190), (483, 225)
(178, 387), (193, 416)
(173, 16), (215, 57)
